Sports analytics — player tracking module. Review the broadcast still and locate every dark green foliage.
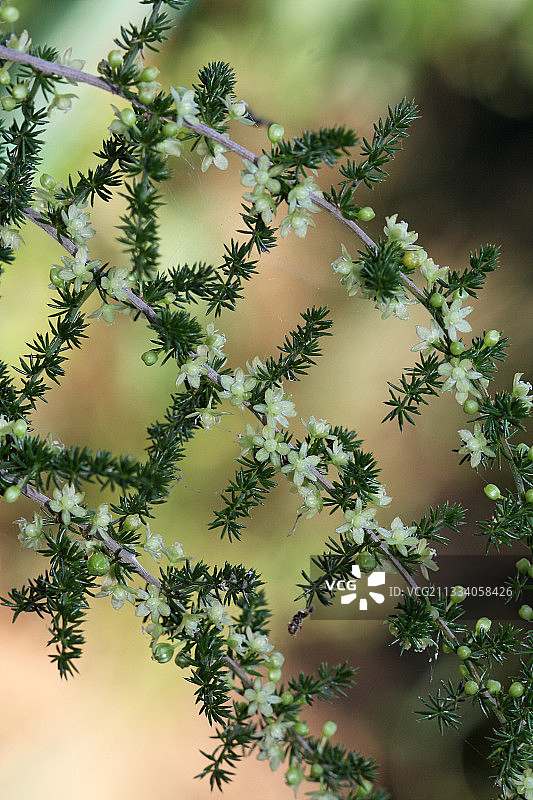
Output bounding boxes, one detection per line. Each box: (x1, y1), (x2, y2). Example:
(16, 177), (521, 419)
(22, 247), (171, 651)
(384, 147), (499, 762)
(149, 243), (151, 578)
(288, 662), (357, 705)
(442, 244), (500, 299)
(414, 501), (466, 544)
(1, 528), (96, 677)
(271, 125), (358, 179)
(210, 456), (277, 541)
(358, 238), (405, 302)
(251, 306), (332, 385)
(193, 61), (236, 130)
(338, 98), (418, 189)
(383, 352), (444, 429)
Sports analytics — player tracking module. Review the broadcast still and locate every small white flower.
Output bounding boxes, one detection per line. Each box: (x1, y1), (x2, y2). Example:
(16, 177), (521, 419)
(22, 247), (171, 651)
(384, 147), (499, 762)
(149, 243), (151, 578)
(90, 503), (113, 537)
(287, 176), (322, 213)
(144, 524), (165, 562)
(16, 513), (44, 551)
(196, 141), (228, 172)
(226, 630), (247, 655)
(383, 214), (418, 247)
(279, 209), (315, 239)
(458, 422), (496, 468)
(245, 626), (274, 654)
(135, 585), (170, 623)
(512, 373), (533, 411)
(202, 598), (232, 630)
(370, 483), (392, 506)
(331, 244), (362, 297)
(175, 355), (208, 390)
(169, 86), (199, 128)
(253, 386), (296, 428)
(336, 499), (377, 544)
(219, 368), (257, 410)
(377, 516), (418, 556)
(375, 290), (416, 321)
(442, 298), (473, 342)
(0, 226), (24, 250)
(420, 257), (448, 288)
(438, 358), (482, 406)
(411, 320), (444, 355)
(100, 266), (135, 301)
(297, 484), (323, 519)
(61, 202), (95, 246)
(281, 442), (320, 487)
(49, 483), (85, 524)
(243, 678), (281, 717)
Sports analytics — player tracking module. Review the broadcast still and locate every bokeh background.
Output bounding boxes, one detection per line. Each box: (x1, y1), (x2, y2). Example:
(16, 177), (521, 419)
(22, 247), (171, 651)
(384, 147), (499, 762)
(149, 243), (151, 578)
(1, 1), (533, 798)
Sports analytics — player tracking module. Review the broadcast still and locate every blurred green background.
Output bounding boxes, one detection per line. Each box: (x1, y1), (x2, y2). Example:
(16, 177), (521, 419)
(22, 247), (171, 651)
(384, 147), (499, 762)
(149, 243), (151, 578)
(1, 0), (533, 798)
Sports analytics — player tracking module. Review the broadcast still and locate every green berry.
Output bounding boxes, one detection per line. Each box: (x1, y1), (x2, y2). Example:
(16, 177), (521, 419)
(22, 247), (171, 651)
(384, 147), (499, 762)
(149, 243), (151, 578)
(0, 5), (20, 22)
(108, 49), (123, 68)
(268, 667), (282, 682)
(120, 107), (136, 127)
(483, 484), (500, 501)
(1, 96), (16, 111)
(140, 66), (159, 82)
(519, 604), (533, 621)
(162, 121), (178, 137)
(429, 292), (445, 308)
(123, 513), (141, 531)
(508, 681), (525, 698)
(449, 341), (465, 356)
(268, 123), (284, 143)
(141, 349), (158, 366)
(441, 641), (453, 653)
(281, 691), (294, 705)
(87, 553), (111, 575)
(464, 680), (479, 695)
(475, 617), (492, 634)
(483, 329), (500, 347)
(4, 485), (21, 503)
(528, 446), (533, 462)
(463, 399), (479, 415)
(0, 69), (10, 85)
(138, 87), (156, 105)
(285, 767), (303, 786)
(153, 642), (174, 663)
(293, 722), (310, 736)
(267, 651), (285, 669)
(40, 173), (56, 191)
(11, 84), (27, 101)
(321, 720), (337, 738)
(525, 489), (533, 504)
(310, 763), (324, 778)
(457, 645), (471, 660)
(175, 652), (190, 668)
(356, 206), (375, 222)
(358, 551), (377, 573)
(459, 664), (469, 679)
(486, 679), (501, 694)
(49, 267), (64, 287)
(516, 558), (531, 574)
(402, 251), (418, 269)
(162, 291), (176, 304)
(450, 585), (467, 604)
(12, 419), (27, 437)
